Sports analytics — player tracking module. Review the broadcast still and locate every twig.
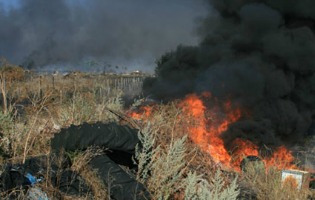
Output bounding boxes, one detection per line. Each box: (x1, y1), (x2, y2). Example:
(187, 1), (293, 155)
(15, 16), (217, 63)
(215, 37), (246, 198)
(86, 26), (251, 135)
(104, 107), (142, 130)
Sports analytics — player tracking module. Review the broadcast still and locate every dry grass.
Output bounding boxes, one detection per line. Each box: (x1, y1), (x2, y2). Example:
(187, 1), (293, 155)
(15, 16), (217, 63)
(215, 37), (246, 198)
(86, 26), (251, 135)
(70, 148), (109, 200)
(0, 68), (314, 199)
(0, 69), (128, 199)
(133, 103), (240, 199)
(240, 166), (312, 200)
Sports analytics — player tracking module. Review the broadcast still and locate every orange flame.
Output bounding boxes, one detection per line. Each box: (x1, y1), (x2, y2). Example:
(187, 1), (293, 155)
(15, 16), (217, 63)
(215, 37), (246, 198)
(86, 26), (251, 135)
(128, 106), (152, 120)
(265, 146), (296, 169)
(180, 94), (242, 168)
(231, 138), (259, 169)
(179, 93), (296, 171)
(129, 93), (297, 172)
(179, 94), (207, 146)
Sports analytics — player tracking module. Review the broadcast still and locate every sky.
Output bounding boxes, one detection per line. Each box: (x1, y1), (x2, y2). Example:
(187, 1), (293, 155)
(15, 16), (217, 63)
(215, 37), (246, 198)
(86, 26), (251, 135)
(0, 0), (19, 8)
(0, 0), (208, 72)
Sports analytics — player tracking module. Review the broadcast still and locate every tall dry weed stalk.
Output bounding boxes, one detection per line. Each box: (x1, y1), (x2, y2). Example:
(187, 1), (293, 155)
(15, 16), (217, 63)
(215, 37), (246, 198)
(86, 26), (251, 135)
(183, 170), (239, 200)
(56, 90), (123, 126)
(135, 123), (188, 199)
(0, 73), (7, 114)
(70, 148), (108, 200)
(135, 106), (240, 200)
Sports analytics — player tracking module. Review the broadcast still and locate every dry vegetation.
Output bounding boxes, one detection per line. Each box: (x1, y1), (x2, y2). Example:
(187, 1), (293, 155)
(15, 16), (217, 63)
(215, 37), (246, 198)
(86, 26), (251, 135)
(0, 63), (314, 199)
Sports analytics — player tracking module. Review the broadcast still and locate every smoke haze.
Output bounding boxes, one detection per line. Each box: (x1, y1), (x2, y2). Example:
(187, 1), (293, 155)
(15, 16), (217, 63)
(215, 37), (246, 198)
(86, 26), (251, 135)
(0, 0), (207, 71)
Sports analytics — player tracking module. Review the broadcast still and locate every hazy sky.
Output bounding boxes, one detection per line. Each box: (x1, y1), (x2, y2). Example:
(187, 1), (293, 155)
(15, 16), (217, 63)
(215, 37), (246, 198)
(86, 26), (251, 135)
(0, 0), (19, 8)
(0, 0), (208, 72)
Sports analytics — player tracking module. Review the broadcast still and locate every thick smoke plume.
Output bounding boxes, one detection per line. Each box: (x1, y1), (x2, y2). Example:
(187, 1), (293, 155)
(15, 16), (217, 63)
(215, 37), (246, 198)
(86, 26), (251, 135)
(144, 0), (315, 148)
(0, 0), (206, 71)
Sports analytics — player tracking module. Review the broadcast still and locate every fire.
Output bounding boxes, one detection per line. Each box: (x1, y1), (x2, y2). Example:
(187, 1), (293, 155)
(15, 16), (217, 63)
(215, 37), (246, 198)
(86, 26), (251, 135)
(231, 138), (259, 168)
(179, 93), (296, 171)
(265, 146), (296, 169)
(128, 92), (297, 172)
(179, 93), (207, 146)
(180, 94), (241, 168)
(128, 106), (152, 120)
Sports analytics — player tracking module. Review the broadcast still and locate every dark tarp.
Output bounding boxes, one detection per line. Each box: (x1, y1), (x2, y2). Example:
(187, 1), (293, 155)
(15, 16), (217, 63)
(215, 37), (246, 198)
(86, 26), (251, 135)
(50, 122), (150, 200)
(51, 122), (140, 154)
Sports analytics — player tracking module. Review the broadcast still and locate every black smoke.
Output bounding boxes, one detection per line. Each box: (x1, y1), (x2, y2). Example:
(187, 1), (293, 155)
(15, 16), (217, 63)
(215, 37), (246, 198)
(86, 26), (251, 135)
(0, 0), (207, 71)
(143, 0), (315, 148)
